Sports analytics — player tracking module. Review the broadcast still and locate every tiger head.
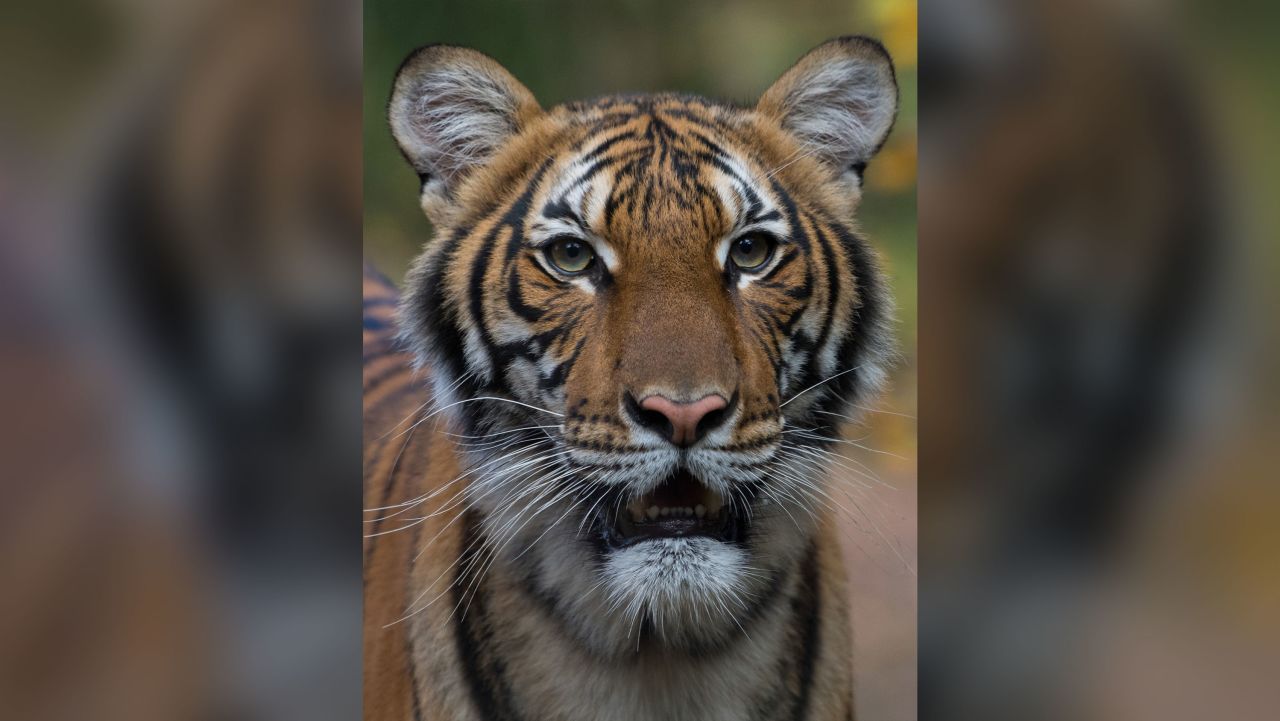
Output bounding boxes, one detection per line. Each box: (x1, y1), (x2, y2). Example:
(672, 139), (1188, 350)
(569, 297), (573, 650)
(390, 37), (897, 657)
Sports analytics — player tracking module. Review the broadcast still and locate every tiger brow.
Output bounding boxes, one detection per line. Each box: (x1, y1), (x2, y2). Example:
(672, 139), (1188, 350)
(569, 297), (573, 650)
(540, 196), (587, 230)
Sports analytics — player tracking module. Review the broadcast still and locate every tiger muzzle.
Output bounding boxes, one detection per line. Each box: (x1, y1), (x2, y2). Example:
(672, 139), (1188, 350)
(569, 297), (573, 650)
(599, 468), (748, 550)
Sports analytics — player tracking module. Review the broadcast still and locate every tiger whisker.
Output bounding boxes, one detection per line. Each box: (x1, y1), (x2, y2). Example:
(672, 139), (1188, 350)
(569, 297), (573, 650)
(419, 456), (580, 591)
(387, 461), (576, 627)
(784, 428), (909, 461)
(452, 469), (599, 622)
(778, 364), (864, 408)
(391, 394), (564, 443)
(817, 405), (916, 422)
(443, 423), (561, 442)
(373, 369), (475, 442)
(764, 139), (824, 179)
(364, 436), (557, 517)
(776, 446), (915, 575)
(784, 442), (890, 489)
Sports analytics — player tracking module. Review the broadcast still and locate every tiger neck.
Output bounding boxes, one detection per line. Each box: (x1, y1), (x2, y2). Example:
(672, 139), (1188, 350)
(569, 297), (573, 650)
(425, 510), (825, 721)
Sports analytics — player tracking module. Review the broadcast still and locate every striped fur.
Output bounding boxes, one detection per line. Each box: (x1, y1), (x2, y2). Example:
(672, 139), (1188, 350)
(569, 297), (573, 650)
(367, 37), (897, 720)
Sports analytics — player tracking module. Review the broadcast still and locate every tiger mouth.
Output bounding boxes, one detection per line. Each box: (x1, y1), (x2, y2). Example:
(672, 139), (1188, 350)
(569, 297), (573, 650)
(601, 469), (744, 550)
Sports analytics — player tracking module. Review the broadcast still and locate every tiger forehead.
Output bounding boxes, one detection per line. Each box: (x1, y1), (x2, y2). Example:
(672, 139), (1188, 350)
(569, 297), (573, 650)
(530, 97), (785, 246)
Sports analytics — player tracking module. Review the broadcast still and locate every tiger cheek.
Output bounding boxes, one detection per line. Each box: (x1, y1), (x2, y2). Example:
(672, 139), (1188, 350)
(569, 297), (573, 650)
(559, 324), (624, 449)
(738, 304), (785, 422)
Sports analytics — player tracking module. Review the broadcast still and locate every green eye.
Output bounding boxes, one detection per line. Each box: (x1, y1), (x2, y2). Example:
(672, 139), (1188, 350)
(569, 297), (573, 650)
(728, 233), (775, 271)
(546, 237), (596, 274)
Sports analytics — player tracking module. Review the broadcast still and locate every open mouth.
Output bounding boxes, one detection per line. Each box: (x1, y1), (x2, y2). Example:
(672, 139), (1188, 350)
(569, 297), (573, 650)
(601, 469), (744, 550)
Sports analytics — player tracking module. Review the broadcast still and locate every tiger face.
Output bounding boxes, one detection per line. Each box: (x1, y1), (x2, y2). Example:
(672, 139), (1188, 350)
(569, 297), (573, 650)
(390, 38), (896, 658)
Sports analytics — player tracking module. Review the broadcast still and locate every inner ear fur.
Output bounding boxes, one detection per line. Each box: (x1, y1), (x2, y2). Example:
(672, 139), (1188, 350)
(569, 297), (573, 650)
(757, 36), (899, 182)
(388, 45), (541, 202)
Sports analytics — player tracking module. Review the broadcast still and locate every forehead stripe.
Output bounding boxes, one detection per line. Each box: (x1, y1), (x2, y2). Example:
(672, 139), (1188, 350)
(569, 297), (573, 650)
(580, 129), (638, 161)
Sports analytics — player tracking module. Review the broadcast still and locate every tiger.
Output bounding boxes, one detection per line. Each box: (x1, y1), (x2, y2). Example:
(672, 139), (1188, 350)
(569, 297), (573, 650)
(364, 36), (900, 721)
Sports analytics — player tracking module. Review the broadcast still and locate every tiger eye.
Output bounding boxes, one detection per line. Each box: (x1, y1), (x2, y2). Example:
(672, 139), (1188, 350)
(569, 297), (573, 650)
(546, 237), (596, 274)
(728, 233), (775, 271)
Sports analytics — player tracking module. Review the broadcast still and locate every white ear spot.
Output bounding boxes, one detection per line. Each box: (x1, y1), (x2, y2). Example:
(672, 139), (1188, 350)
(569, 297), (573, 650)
(759, 36), (898, 179)
(388, 46), (540, 198)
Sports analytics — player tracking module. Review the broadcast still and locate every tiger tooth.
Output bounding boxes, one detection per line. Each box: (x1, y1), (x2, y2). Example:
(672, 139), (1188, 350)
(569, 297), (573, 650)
(705, 492), (724, 518)
(660, 507), (671, 517)
(627, 499), (647, 522)
(684, 506), (693, 517)
(647, 506), (660, 520)
(695, 504), (706, 518)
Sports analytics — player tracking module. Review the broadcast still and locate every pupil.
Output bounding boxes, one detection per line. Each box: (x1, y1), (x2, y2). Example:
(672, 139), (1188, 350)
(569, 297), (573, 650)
(564, 243), (579, 258)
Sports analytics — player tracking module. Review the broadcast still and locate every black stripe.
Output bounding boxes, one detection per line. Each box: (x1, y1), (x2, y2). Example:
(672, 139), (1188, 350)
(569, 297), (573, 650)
(363, 313), (393, 332)
(468, 228), (502, 381)
(769, 179), (809, 250)
(364, 406), (424, 567)
(407, 517), (426, 721)
(412, 228), (471, 396)
(761, 248), (800, 284)
(454, 512), (526, 721)
(791, 543), (822, 721)
(465, 160), (553, 394)
(540, 336), (585, 390)
(540, 197), (581, 225)
(816, 220), (886, 417)
(506, 264), (544, 322)
(663, 106), (732, 129)
(581, 128), (638, 161)
(362, 335), (404, 364)
(362, 360), (412, 398)
(569, 145), (650, 194)
(808, 217), (841, 351)
(783, 213), (842, 404)
(363, 295), (398, 309)
(686, 128), (730, 157)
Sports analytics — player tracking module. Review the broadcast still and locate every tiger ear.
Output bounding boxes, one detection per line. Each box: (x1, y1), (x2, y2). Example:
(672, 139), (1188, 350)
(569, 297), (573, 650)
(389, 45), (541, 204)
(757, 36), (898, 185)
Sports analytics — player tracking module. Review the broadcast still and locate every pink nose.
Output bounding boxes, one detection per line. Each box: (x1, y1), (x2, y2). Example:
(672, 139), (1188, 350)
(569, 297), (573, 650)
(638, 394), (729, 447)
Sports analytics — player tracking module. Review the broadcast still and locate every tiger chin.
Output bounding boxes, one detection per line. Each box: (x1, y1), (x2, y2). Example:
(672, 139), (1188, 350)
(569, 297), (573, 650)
(364, 36), (898, 721)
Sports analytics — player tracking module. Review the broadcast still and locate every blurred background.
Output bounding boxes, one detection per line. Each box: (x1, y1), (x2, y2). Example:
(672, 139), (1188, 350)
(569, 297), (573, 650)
(1, 1), (362, 719)
(2, 0), (1278, 720)
(363, 1), (919, 719)
(919, 1), (1279, 719)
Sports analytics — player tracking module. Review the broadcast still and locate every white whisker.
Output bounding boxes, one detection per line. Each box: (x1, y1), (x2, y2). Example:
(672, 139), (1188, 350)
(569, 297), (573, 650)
(779, 365), (863, 408)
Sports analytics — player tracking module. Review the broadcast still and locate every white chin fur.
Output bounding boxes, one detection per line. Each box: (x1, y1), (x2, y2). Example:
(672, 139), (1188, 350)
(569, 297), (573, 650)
(600, 537), (755, 645)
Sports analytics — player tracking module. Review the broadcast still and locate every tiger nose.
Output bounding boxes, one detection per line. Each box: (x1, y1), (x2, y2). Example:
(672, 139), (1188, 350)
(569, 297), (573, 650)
(634, 394), (730, 448)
